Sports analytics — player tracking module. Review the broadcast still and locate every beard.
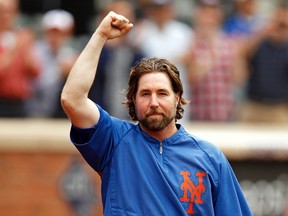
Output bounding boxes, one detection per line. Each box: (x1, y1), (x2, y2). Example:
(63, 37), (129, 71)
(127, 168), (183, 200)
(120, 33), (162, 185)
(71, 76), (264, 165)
(138, 109), (175, 132)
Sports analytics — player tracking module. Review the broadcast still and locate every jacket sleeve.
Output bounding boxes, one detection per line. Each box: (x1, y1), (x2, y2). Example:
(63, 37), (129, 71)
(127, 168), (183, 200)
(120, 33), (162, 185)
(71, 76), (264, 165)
(214, 152), (253, 216)
(70, 105), (130, 173)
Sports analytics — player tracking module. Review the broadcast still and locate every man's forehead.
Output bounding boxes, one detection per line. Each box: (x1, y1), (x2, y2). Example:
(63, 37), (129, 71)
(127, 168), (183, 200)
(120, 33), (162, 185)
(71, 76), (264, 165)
(139, 71), (170, 82)
(137, 72), (173, 90)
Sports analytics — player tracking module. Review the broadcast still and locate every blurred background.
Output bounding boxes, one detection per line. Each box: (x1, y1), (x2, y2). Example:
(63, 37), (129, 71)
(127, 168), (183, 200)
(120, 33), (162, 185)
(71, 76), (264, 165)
(0, 0), (288, 215)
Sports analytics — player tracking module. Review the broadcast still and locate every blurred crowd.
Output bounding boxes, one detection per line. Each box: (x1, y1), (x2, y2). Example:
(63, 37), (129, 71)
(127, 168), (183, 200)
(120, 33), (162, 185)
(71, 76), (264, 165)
(1, 0), (288, 123)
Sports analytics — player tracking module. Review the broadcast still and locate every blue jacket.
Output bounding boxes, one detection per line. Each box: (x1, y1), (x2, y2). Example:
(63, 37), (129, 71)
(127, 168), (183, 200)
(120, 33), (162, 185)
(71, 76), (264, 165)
(70, 105), (253, 216)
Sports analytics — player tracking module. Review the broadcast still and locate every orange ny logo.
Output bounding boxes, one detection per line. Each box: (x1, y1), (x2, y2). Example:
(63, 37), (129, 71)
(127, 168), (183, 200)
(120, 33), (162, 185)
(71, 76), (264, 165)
(180, 171), (206, 214)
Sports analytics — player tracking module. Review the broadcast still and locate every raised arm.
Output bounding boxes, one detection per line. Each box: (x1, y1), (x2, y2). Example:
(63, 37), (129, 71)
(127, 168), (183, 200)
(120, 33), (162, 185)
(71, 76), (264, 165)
(61, 11), (133, 128)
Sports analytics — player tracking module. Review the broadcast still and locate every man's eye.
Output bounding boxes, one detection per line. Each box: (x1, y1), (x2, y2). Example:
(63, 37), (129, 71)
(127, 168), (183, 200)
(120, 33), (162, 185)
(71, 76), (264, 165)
(159, 92), (168, 96)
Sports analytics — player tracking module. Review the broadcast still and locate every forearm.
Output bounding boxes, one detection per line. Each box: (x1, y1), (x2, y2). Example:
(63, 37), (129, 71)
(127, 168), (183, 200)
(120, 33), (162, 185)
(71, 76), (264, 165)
(61, 32), (106, 128)
(242, 26), (269, 58)
(62, 11), (132, 105)
(0, 49), (15, 73)
(61, 11), (133, 127)
(62, 32), (106, 103)
(186, 58), (212, 84)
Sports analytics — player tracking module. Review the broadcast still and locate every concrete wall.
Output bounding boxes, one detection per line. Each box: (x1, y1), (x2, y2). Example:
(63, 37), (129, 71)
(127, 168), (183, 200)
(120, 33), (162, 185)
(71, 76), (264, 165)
(0, 119), (103, 216)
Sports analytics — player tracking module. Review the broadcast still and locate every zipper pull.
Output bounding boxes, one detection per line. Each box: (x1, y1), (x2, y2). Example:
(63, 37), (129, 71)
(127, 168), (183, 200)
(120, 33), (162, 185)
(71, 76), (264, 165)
(159, 142), (163, 154)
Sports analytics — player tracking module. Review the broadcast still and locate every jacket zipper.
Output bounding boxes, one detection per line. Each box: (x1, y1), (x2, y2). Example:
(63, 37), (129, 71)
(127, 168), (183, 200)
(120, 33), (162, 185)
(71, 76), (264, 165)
(159, 142), (163, 154)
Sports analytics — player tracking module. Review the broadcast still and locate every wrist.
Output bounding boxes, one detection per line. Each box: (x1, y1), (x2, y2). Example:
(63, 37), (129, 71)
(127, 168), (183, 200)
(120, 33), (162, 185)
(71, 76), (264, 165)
(94, 29), (108, 42)
(88, 31), (107, 50)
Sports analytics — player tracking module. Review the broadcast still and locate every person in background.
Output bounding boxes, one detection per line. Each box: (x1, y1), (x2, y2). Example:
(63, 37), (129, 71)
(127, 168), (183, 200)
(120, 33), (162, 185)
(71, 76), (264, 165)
(89, 1), (144, 119)
(61, 11), (253, 216)
(223, 0), (265, 39)
(222, 0), (267, 113)
(0, 0), (39, 117)
(26, 9), (78, 118)
(183, 0), (246, 121)
(131, 0), (193, 120)
(240, 3), (288, 122)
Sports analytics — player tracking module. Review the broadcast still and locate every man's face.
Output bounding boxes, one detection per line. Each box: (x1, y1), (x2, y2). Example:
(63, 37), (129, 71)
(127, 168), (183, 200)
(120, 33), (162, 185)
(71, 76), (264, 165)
(45, 28), (69, 50)
(134, 72), (179, 132)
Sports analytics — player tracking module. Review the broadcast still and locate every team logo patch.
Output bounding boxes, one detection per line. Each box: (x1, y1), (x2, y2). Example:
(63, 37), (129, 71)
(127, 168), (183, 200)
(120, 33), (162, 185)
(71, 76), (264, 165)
(180, 171), (206, 214)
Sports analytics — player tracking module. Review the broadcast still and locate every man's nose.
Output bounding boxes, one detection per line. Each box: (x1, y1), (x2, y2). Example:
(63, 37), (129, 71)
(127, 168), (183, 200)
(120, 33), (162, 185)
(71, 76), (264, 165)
(150, 94), (159, 107)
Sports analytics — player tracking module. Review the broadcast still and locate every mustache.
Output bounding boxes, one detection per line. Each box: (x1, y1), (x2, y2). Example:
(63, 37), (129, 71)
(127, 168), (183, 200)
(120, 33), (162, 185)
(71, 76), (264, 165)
(145, 109), (164, 117)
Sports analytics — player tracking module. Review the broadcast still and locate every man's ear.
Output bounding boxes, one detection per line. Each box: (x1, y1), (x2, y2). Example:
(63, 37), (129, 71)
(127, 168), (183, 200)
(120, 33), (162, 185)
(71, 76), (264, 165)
(175, 92), (180, 105)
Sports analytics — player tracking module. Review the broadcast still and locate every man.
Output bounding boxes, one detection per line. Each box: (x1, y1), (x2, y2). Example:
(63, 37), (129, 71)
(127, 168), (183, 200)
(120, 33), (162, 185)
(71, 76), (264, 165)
(61, 12), (252, 215)
(223, 0), (264, 38)
(0, 0), (39, 117)
(183, 0), (243, 121)
(26, 9), (78, 118)
(240, 3), (288, 122)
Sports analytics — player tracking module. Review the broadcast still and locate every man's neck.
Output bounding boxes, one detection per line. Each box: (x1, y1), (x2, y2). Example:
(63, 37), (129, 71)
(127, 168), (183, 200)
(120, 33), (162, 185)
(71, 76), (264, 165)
(140, 122), (178, 142)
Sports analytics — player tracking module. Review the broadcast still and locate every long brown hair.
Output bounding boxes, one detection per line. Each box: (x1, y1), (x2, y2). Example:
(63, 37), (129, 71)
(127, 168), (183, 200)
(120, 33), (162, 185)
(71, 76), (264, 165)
(123, 57), (189, 121)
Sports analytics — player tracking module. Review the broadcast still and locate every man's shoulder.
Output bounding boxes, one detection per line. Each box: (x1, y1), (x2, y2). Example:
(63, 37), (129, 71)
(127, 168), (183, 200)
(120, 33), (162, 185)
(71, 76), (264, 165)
(188, 133), (224, 159)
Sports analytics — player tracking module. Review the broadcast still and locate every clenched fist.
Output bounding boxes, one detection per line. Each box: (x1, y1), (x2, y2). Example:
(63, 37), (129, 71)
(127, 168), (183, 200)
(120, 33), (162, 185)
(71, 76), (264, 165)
(96, 11), (134, 40)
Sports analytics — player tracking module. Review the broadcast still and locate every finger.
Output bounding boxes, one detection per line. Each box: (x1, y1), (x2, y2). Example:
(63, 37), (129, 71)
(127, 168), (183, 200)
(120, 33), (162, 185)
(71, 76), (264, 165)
(121, 23), (134, 33)
(111, 15), (130, 29)
(112, 19), (129, 29)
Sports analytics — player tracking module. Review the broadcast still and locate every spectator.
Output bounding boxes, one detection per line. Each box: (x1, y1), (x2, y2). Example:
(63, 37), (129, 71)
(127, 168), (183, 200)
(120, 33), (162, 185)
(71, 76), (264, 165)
(183, 0), (245, 121)
(223, 0), (265, 39)
(0, 0), (39, 117)
(222, 0), (268, 121)
(88, 1), (144, 119)
(240, 3), (288, 122)
(26, 9), (78, 118)
(131, 0), (193, 120)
